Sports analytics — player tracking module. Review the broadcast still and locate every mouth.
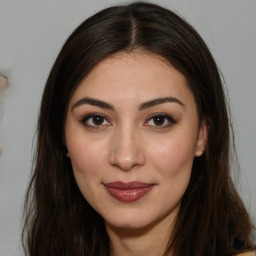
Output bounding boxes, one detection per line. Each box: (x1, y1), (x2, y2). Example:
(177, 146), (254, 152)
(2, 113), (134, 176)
(103, 181), (155, 202)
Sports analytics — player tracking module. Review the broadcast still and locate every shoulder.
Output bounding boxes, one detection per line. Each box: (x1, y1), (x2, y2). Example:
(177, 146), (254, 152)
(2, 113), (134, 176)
(236, 251), (255, 256)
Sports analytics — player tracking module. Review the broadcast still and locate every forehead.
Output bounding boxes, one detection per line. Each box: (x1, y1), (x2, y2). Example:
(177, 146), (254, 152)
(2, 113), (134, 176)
(69, 51), (194, 108)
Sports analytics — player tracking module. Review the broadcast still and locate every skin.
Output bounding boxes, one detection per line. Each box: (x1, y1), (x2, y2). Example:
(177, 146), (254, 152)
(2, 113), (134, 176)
(65, 51), (208, 256)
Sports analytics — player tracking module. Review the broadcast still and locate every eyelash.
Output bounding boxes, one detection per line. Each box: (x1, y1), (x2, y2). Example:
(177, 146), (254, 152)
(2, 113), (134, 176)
(81, 113), (111, 128)
(145, 113), (176, 128)
(81, 113), (176, 129)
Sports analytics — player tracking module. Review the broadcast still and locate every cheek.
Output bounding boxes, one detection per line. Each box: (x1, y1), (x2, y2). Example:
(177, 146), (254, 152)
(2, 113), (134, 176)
(67, 137), (108, 207)
(66, 133), (109, 191)
(148, 133), (196, 179)
(148, 136), (195, 208)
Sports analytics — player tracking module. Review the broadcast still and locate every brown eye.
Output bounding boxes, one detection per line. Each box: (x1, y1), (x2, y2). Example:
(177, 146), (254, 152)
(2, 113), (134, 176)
(82, 114), (111, 128)
(145, 114), (175, 128)
(152, 116), (166, 126)
(92, 116), (104, 125)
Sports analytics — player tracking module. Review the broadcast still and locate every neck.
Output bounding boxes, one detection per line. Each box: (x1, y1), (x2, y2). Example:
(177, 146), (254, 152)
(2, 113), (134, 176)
(105, 213), (177, 256)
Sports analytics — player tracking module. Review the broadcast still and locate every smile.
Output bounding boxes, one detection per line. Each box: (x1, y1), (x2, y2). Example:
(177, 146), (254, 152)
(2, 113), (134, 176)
(103, 181), (154, 202)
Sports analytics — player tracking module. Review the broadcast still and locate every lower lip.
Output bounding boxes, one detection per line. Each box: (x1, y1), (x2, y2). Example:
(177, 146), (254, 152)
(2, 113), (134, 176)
(104, 185), (154, 202)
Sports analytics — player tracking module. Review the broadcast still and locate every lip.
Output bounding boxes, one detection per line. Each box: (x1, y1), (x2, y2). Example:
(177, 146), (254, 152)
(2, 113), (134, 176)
(103, 181), (154, 202)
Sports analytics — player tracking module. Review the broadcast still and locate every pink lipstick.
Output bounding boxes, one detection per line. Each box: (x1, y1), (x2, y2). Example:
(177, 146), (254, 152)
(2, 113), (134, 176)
(103, 181), (154, 202)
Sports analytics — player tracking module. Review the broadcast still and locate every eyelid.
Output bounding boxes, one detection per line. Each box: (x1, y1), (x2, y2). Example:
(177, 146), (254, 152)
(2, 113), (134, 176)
(144, 113), (176, 128)
(81, 113), (111, 128)
(79, 112), (175, 129)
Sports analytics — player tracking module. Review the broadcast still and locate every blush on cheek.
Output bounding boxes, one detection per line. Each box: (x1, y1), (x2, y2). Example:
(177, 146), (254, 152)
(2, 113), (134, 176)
(69, 142), (107, 180)
(68, 135), (102, 162)
(152, 138), (194, 168)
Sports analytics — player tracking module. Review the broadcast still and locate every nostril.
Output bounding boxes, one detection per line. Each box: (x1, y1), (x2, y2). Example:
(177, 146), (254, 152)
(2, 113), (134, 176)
(112, 161), (141, 172)
(109, 148), (145, 171)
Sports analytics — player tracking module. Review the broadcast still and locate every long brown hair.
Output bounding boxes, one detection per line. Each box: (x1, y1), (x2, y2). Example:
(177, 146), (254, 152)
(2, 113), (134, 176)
(22, 2), (255, 255)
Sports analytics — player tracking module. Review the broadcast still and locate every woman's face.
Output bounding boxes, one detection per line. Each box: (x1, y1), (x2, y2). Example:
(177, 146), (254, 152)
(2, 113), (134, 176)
(65, 52), (207, 231)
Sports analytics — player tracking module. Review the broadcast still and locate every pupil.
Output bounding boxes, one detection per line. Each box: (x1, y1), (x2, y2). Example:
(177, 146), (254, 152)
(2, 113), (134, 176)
(153, 116), (165, 125)
(93, 116), (104, 125)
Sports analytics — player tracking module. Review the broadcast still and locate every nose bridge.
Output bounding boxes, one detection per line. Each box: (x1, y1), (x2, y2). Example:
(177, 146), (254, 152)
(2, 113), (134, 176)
(109, 121), (144, 171)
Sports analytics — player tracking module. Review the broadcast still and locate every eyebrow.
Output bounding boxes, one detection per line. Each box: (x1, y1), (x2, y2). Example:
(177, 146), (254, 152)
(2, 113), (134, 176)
(72, 97), (114, 111)
(138, 97), (184, 110)
(72, 96), (184, 111)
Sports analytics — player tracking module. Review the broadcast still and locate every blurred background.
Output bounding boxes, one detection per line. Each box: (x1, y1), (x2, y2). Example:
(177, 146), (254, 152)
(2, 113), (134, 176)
(0, 0), (255, 255)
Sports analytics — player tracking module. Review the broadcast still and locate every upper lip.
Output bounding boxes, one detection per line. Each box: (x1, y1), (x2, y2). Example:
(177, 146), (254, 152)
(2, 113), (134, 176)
(103, 181), (154, 189)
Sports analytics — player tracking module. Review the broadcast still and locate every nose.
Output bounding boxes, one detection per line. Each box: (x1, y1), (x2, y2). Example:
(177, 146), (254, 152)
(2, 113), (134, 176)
(109, 125), (145, 171)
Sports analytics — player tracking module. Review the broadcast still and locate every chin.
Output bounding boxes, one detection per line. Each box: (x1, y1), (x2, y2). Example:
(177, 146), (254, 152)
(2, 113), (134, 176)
(104, 210), (153, 230)
(105, 220), (155, 233)
(102, 203), (179, 234)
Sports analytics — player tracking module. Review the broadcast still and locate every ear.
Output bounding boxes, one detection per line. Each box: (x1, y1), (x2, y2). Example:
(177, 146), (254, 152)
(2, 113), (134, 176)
(194, 120), (208, 157)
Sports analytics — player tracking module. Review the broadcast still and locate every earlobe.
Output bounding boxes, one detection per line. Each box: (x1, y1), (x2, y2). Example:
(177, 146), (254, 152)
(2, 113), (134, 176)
(195, 120), (208, 157)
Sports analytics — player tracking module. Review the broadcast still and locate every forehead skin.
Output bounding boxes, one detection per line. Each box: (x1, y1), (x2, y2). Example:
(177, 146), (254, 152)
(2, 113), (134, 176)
(68, 51), (195, 119)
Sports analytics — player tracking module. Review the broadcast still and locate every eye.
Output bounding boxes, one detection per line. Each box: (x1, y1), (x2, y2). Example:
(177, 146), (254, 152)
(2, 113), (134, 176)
(81, 114), (111, 128)
(145, 114), (175, 128)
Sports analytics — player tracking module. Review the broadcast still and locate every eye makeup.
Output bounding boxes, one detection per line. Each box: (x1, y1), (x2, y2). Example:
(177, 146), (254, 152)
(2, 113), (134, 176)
(80, 111), (176, 130)
(145, 113), (176, 128)
(80, 113), (111, 128)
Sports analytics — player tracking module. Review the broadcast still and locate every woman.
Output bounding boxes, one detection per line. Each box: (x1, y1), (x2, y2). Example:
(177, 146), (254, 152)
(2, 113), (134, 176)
(22, 2), (255, 256)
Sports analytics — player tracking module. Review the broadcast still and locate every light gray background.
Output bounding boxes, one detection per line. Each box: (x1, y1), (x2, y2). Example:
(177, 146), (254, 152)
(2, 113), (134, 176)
(0, 0), (255, 255)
